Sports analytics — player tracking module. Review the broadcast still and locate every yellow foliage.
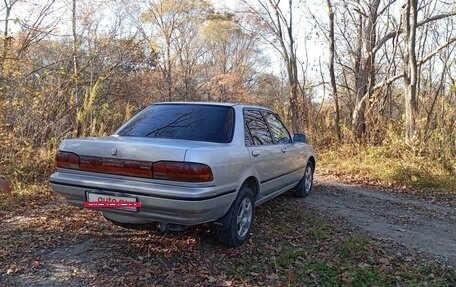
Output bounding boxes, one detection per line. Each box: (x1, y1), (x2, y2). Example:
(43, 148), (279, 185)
(201, 18), (239, 41)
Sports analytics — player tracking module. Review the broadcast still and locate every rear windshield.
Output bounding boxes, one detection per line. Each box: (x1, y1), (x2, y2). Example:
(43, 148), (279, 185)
(117, 104), (235, 143)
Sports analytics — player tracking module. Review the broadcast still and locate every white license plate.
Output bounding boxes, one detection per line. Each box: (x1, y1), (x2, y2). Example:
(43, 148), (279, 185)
(86, 192), (138, 212)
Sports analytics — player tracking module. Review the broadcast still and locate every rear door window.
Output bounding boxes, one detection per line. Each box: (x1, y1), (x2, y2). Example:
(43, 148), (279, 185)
(244, 110), (273, 145)
(117, 104), (234, 143)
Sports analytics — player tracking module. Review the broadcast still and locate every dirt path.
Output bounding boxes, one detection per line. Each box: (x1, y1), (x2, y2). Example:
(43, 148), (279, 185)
(311, 174), (456, 265)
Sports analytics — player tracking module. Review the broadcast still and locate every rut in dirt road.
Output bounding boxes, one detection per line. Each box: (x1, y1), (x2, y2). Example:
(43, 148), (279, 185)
(310, 174), (456, 265)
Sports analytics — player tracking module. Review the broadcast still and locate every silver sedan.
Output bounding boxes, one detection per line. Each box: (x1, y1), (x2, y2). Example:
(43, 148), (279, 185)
(50, 102), (316, 246)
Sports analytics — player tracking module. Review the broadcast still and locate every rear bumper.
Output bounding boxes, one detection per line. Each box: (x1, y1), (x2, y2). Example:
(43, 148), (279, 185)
(49, 171), (237, 225)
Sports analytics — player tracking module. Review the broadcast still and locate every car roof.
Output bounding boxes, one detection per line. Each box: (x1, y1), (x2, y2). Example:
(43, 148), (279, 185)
(154, 102), (273, 111)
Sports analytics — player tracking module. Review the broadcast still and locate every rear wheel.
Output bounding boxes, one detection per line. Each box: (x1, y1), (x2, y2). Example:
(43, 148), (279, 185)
(295, 161), (314, 198)
(217, 186), (255, 247)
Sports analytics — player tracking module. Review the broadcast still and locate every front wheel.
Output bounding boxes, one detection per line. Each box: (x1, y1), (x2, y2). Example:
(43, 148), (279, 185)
(217, 186), (255, 247)
(295, 161), (314, 198)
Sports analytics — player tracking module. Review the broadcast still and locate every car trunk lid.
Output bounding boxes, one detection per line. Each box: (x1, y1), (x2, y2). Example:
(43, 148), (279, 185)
(57, 136), (218, 180)
(59, 136), (217, 162)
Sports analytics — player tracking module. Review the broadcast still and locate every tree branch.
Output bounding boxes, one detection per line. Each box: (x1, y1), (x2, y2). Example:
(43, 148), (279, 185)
(418, 37), (456, 66)
(373, 10), (456, 56)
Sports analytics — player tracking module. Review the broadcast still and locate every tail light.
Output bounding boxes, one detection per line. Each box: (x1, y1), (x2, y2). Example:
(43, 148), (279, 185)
(55, 151), (213, 182)
(152, 161), (213, 182)
(79, 156), (152, 178)
(55, 151), (80, 169)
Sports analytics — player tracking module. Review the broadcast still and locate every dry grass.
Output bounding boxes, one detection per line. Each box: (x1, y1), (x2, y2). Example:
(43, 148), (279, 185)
(317, 142), (456, 194)
(0, 130), (54, 197)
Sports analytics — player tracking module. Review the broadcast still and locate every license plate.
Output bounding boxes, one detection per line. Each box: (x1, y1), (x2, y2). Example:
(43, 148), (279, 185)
(86, 192), (139, 212)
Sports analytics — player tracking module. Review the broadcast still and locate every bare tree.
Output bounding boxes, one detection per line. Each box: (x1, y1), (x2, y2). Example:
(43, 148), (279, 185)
(72, 0), (81, 136)
(1, 0), (18, 61)
(349, 0), (381, 139)
(141, 0), (211, 101)
(240, 0), (301, 132)
(201, 12), (265, 103)
(326, 0), (341, 141)
(402, 0), (418, 144)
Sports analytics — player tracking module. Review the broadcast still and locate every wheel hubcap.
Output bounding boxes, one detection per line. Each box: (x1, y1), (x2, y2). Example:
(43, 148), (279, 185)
(236, 198), (252, 238)
(304, 166), (313, 193)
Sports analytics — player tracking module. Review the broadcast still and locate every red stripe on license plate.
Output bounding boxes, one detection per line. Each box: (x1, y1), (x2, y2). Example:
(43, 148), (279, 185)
(84, 202), (142, 208)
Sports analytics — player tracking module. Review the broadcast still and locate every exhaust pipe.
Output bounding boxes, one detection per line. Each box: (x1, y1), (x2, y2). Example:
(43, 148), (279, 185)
(157, 222), (187, 232)
(157, 222), (168, 233)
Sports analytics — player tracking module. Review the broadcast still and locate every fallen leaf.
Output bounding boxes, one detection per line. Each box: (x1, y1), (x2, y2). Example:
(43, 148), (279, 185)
(287, 271), (296, 282)
(340, 272), (352, 283)
(379, 257), (390, 265)
(267, 273), (279, 280)
(6, 265), (19, 275)
(6, 268), (15, 275)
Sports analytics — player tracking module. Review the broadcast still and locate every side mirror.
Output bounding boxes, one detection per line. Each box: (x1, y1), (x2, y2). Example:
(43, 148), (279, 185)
(293, 133), (307, 143)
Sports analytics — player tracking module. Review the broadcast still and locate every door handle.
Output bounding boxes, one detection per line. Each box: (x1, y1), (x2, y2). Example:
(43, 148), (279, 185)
(281, 147), (287, 153)
(252, 150), (260, 157)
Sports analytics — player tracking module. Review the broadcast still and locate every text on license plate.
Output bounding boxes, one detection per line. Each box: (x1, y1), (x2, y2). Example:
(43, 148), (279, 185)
(86, 192), (139, 211)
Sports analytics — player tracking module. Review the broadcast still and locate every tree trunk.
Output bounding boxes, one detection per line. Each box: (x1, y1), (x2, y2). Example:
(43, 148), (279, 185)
(72, 0), (81, 137)
(166, 38), (172, 101)
(263, 0), (301, 132)
(3, 2), (11, 61)
(286, 0), (300, 133)
(352, 1), (366, 139)
(1, 1), (13, 103)
(351, 0), (380, 140)
(288, 43), (300, 133)
(326, 0), (341, 141)
(403, 0), (418, 144)
(290, 76), (300, 132)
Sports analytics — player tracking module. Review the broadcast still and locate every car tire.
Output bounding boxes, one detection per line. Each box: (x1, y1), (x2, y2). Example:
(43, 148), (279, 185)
(217, 186), (255, 247)
(295, 161), (314, 198)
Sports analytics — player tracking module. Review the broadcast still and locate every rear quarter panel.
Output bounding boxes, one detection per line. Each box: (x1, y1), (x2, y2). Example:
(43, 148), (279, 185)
(184, 144), (251, 215)
(183, 106), (255, 215)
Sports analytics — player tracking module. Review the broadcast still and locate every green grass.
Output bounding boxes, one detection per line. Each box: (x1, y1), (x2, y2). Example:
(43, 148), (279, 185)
(338, 234), (370, 259)
(349, 267), (384, 286)
(308, 217), (330, 241)
(298, 260), (340, 286)
(276, 246), (303, 268)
